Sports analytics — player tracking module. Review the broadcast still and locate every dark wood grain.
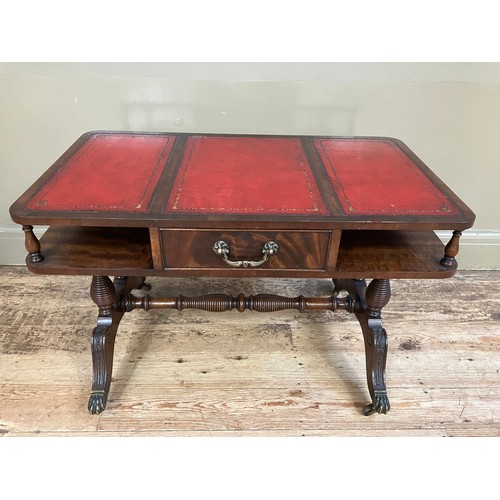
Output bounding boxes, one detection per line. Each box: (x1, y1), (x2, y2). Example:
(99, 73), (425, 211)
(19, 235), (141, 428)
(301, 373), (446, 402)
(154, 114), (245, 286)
(27, 226), (455, 279)
(334, 230), (456, 279)
(160, 229), (333, 271)
(10, 131), (476, 416)
(27, 226), (153, 275)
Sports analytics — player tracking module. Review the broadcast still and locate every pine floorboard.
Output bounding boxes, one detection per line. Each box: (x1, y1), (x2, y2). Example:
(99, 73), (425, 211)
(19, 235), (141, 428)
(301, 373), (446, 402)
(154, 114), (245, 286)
(1, 266), (499, 437)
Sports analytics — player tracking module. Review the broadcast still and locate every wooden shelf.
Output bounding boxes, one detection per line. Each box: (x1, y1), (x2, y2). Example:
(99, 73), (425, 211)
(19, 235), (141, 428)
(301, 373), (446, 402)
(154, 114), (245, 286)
(28, 226), (153, 276)
(28, 226), (455, 279)
(334, 230), (455, 278)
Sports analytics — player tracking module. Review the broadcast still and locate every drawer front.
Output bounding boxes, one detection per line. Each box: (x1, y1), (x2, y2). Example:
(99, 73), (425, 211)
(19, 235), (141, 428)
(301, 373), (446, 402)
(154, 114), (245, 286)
(160, 229), (334, 271)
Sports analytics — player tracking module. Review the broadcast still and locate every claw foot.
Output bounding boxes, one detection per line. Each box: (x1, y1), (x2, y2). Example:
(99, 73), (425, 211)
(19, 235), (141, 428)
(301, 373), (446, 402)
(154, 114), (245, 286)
(88, 391), (107, 414)
(362, 391), (390, 416)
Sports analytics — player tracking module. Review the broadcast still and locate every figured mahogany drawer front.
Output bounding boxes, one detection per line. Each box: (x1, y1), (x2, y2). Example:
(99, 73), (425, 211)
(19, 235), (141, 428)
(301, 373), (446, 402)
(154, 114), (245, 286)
(160, 229), (333, 271)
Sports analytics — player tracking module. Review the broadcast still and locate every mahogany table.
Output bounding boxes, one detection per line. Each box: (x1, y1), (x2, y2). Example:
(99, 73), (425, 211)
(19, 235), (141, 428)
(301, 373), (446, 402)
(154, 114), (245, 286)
(9, 131), (475, 415)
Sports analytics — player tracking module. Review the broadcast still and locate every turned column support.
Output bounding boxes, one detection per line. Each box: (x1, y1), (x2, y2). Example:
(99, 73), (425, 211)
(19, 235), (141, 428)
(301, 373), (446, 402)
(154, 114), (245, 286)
(90, 275), (116, 317)
(120, 292), (360, 314)
(22, 225), (44, 263)
(441, 230), (462, 267)
(365, 278), (391, 318)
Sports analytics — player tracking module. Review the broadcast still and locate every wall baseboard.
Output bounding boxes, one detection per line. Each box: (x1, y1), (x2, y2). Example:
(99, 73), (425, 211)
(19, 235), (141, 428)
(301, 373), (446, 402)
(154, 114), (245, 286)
(1, 225), (499, 269)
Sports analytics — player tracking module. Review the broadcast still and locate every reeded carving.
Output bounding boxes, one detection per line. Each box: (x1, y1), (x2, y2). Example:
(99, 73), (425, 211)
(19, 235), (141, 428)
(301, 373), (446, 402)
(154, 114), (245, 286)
(367, 320), (388, 394)
(88, 321), (113, 415)
(180, 294), (233, 312)
(91, 324), (107, 386)
(122, 292), (359, 314)
(90, 276), (116, 316)
(365, 279), (391, 317)
(247, 294), (305, 313)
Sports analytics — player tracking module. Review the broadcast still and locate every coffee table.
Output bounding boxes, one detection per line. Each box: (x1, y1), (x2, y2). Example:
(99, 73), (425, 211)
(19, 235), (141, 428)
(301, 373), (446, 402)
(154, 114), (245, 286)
(9, 131), (475, 416)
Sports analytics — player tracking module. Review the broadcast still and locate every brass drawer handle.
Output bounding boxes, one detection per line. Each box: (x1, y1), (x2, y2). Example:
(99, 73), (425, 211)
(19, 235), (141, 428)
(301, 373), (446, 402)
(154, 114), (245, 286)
(212, 240), (279, 268)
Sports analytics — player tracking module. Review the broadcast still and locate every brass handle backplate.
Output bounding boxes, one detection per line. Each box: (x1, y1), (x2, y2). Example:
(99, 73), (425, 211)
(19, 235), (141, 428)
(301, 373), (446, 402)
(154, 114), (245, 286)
(212, 240), (279, 268)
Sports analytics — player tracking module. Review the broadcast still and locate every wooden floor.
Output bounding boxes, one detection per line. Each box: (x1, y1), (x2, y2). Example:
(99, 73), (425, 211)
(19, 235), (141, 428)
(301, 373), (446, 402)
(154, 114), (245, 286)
(1, 266), (499, 437)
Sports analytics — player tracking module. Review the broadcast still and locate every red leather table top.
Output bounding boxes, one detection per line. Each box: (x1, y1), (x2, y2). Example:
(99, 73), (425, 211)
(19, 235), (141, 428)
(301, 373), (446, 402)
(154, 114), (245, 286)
(165, 136), (328, 215)
(27, 134), (175, 213)
(314, 138), (459, 216)
(11, 131), (474, 230)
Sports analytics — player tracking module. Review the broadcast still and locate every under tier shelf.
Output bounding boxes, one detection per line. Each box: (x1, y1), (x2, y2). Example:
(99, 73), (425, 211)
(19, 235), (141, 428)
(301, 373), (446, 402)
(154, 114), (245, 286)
(28, 226), (455, 279)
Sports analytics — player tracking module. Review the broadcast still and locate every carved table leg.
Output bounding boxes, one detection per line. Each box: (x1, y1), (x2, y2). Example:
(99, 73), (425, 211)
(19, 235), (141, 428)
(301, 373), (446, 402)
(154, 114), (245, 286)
(88, 276), (116, 414)
(362, 278), (391, 415)
(334, 278), (391, 415)
(88, 275), (144, 414)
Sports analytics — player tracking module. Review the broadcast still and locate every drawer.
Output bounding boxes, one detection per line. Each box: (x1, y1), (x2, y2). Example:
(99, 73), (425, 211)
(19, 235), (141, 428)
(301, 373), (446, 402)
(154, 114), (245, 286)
(158, 229), (337, 271)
